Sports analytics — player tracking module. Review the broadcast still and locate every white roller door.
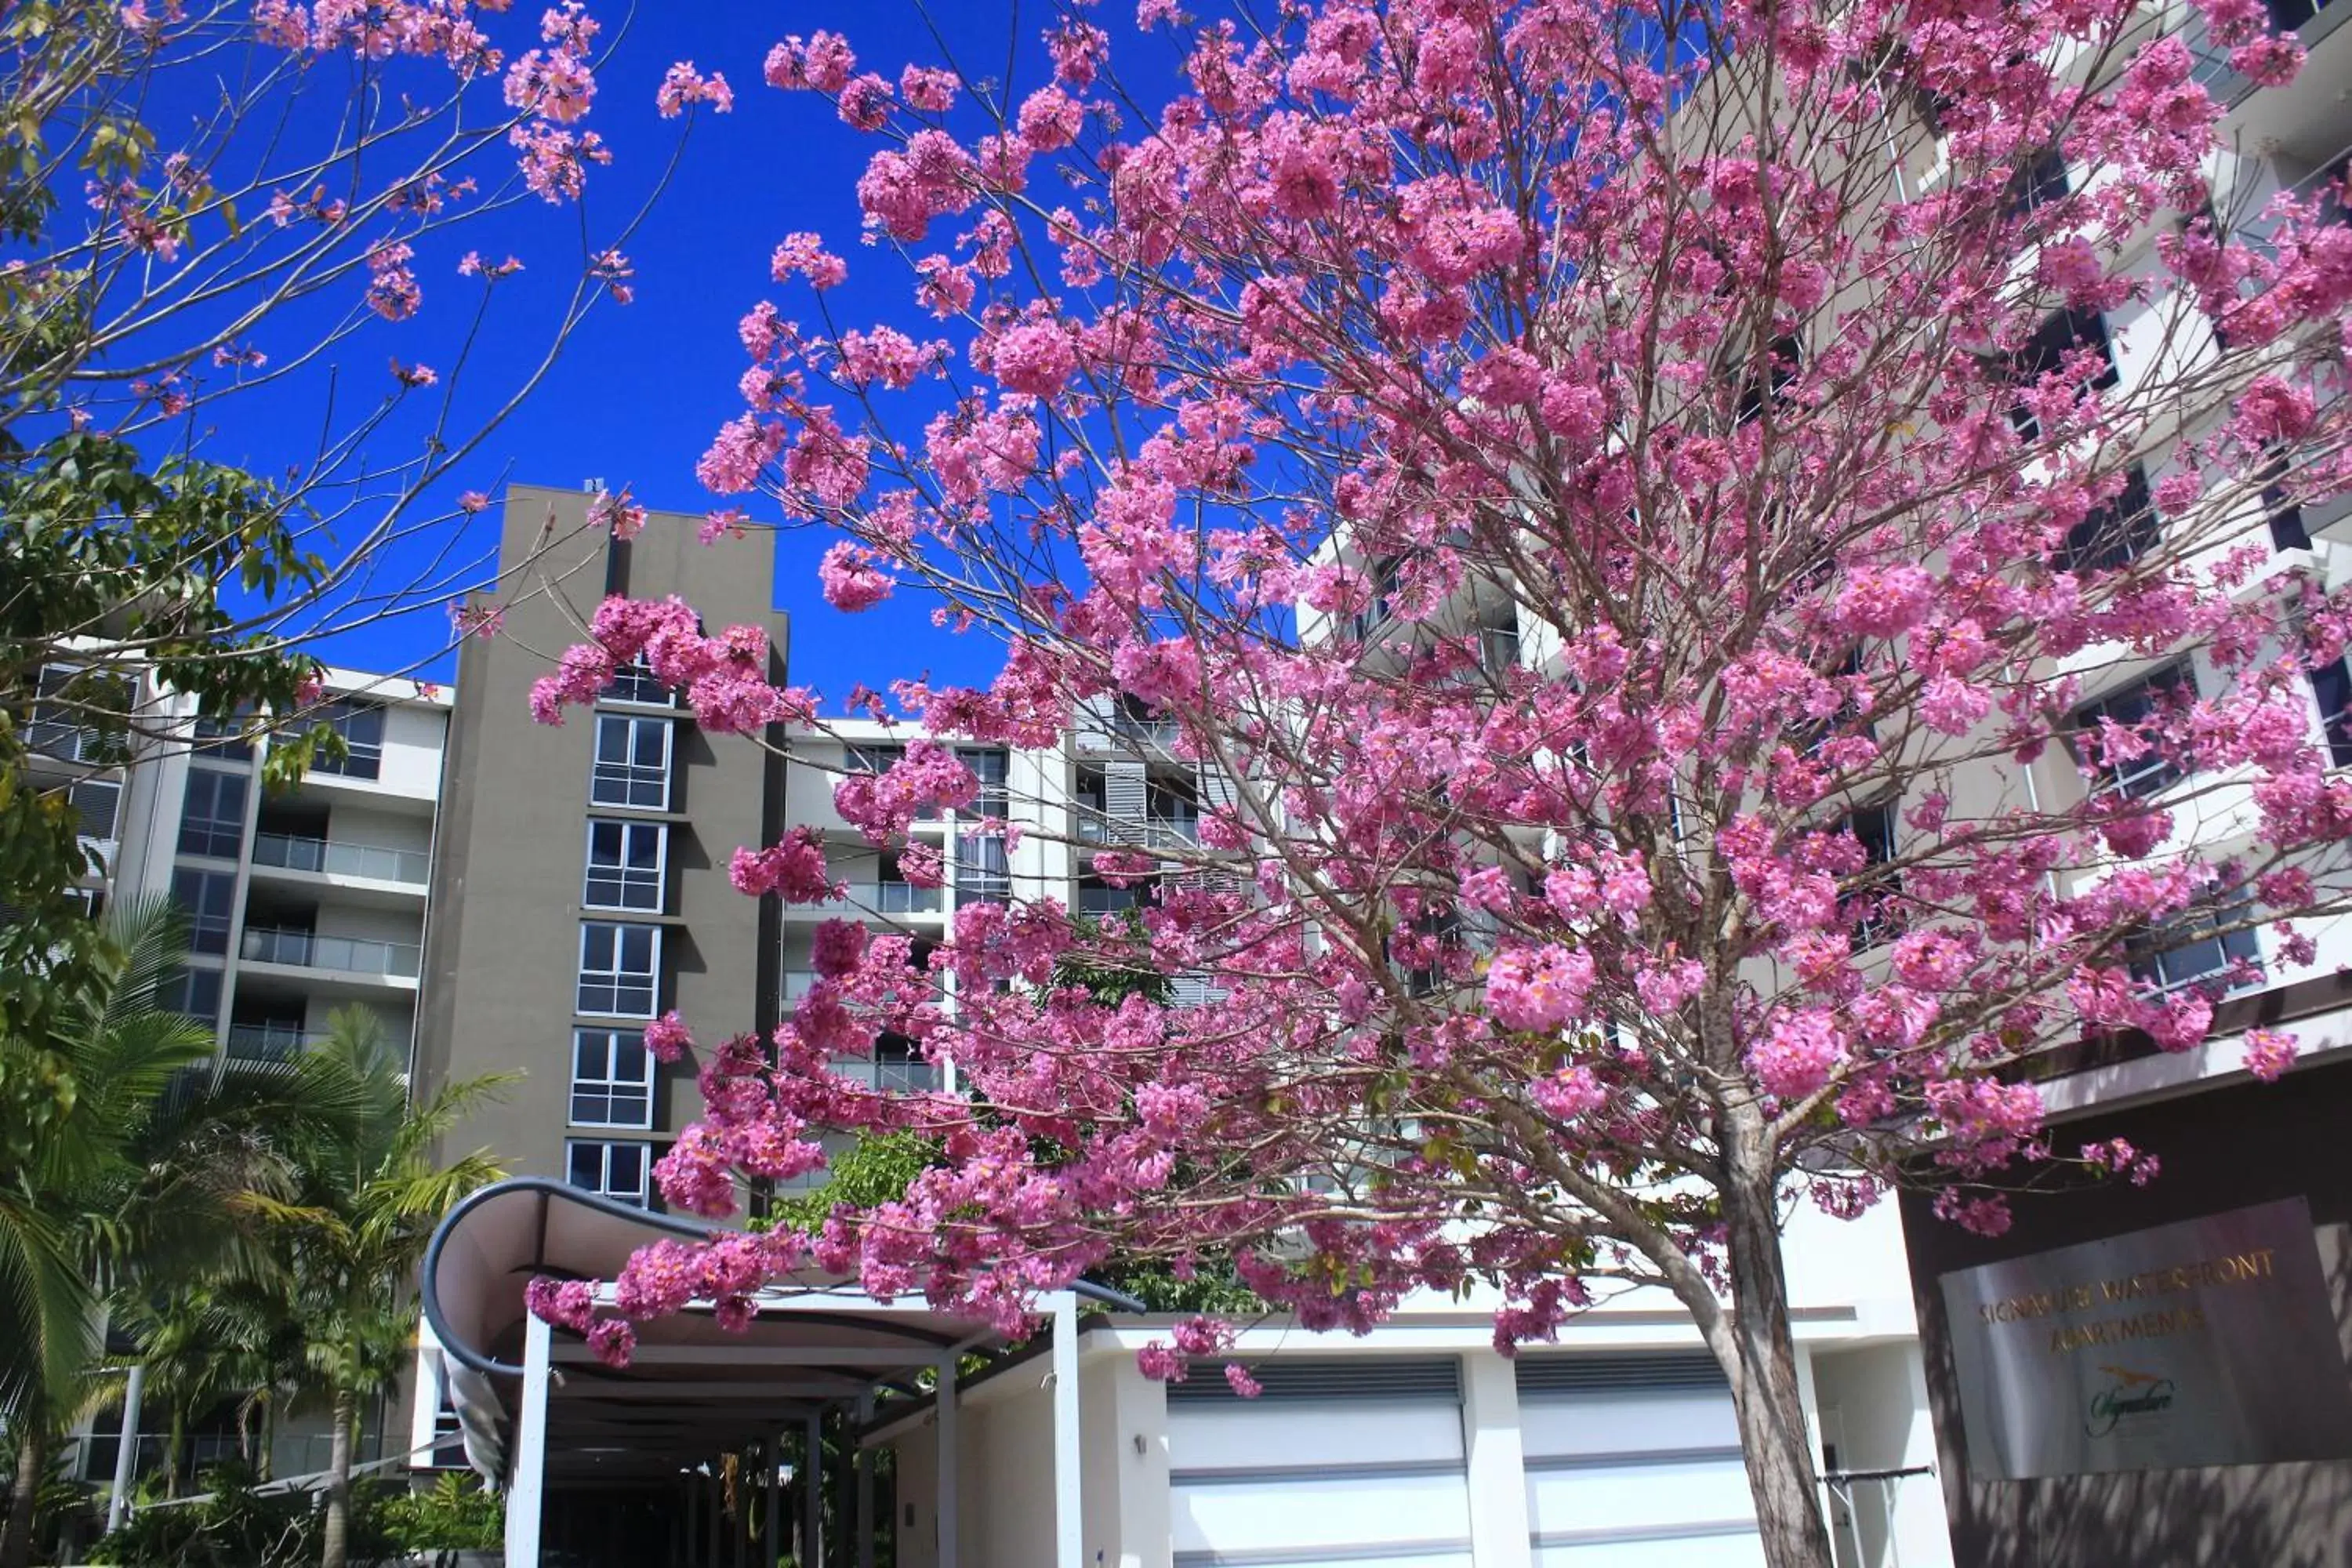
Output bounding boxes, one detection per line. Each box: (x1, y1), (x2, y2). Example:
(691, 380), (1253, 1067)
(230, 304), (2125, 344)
(1518, 1353), (1765, 1568)
(1168, 1358), (1473, 1568)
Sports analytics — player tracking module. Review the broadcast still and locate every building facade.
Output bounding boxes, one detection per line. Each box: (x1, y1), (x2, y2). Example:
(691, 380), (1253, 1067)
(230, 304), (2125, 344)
(417, 485), (790, 1203)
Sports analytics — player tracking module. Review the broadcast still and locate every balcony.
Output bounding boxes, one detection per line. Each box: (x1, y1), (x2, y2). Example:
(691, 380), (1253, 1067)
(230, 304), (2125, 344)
(1075, 812), (1199, 848)
(828, 1053), (945, 1094)
(252, 831), (428, 885)
(789, 881), (946, 918)
(224, 1023), (325, 1062)
(239, 927), (420, 981)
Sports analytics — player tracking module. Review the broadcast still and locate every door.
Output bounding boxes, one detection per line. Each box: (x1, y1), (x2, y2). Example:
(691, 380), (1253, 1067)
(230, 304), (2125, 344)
(1517, 1352), (1765, 1568)
(1168, 1358), (1473, 1568)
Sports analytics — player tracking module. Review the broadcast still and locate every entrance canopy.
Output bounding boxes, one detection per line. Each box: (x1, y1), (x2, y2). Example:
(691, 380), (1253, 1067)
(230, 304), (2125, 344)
(419, 1178), (1131, 1566)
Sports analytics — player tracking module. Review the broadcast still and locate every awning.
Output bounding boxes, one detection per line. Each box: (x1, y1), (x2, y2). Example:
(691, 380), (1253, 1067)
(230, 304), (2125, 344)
(418, 1177), (1138, 1484)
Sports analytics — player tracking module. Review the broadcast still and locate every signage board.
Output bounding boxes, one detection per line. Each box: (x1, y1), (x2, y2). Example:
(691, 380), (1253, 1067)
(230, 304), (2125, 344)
(1940, 1196), (2352, 1479)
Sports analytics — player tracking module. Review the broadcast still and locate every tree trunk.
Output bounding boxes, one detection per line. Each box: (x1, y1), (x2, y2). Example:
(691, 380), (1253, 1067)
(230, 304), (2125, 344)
(320, 1386), (355, 1568)
(165, 1405), (184, 1499)
(1719, 1170), (1836, 1568)
(2, 1423), (44, 1568)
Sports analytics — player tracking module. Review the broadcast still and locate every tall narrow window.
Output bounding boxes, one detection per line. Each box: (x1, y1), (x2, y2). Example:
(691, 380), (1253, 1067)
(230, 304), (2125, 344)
(157, 965), (223, 1026)
(2009, 308), (2119, 442)
(571, 1029), (655, 1128)
(565, 1140), (652, 1207)
(2311, 657), (2352, 769)
(583, 820), (667, 912)
(170, 868), (238, 956)
(177, 770), (249, 859)
(308, 700), (387, 779)
(577, 923), (660, 1018)
(1842, 801), (1904, 948)
(590, 715), (673, 810)
(957, 746), (1010, 815)
(955, 833), (1011, 907)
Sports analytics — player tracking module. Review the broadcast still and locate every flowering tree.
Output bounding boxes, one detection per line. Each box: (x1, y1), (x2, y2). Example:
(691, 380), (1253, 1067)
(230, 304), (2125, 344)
(0, 0), (725, 1041)
(530, 2), (2352, 1562)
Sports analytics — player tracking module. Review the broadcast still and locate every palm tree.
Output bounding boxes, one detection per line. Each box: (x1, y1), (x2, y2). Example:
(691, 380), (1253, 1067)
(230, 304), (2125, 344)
(1, 898), (226, 1568)
(1, 900), (381, 1568)
(234, 1009), (508, 1568)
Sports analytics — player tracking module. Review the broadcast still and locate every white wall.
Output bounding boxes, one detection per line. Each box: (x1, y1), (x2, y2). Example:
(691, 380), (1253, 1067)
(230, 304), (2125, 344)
(1808, 1344), (1954, 1568)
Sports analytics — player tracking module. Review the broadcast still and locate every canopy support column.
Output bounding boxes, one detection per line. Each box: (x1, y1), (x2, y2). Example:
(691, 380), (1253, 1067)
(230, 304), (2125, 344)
(503, 1312), (550, 1568)
(1052, 1293), (1082, 1568)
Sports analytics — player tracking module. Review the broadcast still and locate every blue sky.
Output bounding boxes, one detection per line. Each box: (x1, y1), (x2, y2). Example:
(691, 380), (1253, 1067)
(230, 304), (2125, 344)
(252, 2), (1095, 709)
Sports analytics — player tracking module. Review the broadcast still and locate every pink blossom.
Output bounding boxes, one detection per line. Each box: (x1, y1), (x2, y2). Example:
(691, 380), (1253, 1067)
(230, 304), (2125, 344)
(1486, 946), (1595, 1032)
(643, 1011), (693, 1062)
(657, 61), (735, 117)
(819, 540), (896, 611)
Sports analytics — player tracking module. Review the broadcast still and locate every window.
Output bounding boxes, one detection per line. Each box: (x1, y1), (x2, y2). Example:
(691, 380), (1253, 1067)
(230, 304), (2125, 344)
(566, 1139), (652, 1207)
(2313, 657), (2352, 768)
(2073, 664), (2194, 801)
(955, 833), (1010, 907)
(571, 1029), (655, 1127)
(876, 851), (942, 914)
(191, 709), (256, 760)
(2127, 891), (2260, 994)
(1732, 333), (1805, 426)
(1353, 554), (1411, 642)
(1146, 772), (1200, 840)
(2060, 465), (2159, 575)
(176, 770), (248, 859)
(584, 820), (666, 912)
(1842, 801), (1904, 947)
(958, 747), (1009, 815)
(307, 700), (387, 779)
(601, 660), (673, 707)
(2009, 308), (2119, 442)
(591, 715), (673, 810)
(2005, 149), (2070, 219)
(25, 665), (129, 764)
(157, 964), (222, 1025)
(848, 743), (902, 775)
(577, 922), (660, 1018)
(170, 868), (238, 956)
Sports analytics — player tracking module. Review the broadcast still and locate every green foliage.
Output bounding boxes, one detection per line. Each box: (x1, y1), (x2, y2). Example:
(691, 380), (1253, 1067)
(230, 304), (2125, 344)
(0, 431), (329, 1045)
(1050, 915), (1174, 1007)
(86, 1470), (404, 1568)
(764, 1132), (942, 1236)
(375, 1475), (503, 1553)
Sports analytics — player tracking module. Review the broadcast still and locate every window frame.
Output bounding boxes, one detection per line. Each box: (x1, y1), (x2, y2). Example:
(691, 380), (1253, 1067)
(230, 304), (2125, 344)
(590, 713), (674, 811)
(600, 660), (675, 708)
(176, 768), (249, 860)
(583, 818), (669, 913)
(564, 1138), (652, 1208)
(570, 1028), (656, 1130)
(2073, 662), (2195, 803)
(170, 866), (239, 956)
(576, 921), (662, 1019)
(2126, 891), (2262, 995)
(307, 699), (387, 780)
(2059, 464), (2159, 575)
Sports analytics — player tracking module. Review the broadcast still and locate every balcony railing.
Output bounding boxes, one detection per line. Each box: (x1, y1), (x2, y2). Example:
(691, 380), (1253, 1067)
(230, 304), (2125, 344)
(225, 1023), (325, 1062)
(828, 1054), (945, 1094)
(1075, 812), (1198, 847)
(240, 927), (421, 978)
(252, 831), (428, 884)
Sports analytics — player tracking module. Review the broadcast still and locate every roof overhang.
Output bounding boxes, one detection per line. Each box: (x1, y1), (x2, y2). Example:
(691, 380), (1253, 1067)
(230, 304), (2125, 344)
(419, 1178), (1139, 1483)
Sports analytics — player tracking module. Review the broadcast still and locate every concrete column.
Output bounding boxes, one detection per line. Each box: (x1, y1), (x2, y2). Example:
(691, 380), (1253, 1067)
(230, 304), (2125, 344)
(503, 1313), (551, 1568)
(767, 1435), (783, 1568)
(936, 1358), (959, 1568)
(803, 1414), (824, 1568)
(1459, 1351), (1534, 1568)
(107, 1362), (147, 1534)
(1893, 1345), (1955, 1568)
(1052, 1295), (1082, 1568)
(855, 1392), (875, 1568)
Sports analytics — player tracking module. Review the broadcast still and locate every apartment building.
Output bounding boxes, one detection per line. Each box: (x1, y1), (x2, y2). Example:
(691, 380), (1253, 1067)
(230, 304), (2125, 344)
(1890, 9), (2352, 1563)
(416, 485), (790, 1207)
(21, 662), (451, 1066)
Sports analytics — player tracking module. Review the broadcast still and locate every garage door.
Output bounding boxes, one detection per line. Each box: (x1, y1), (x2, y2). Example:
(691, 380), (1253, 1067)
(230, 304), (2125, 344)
(1518, 1352), (1764, 1568)
(1168, 1357), (1473, 1568)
